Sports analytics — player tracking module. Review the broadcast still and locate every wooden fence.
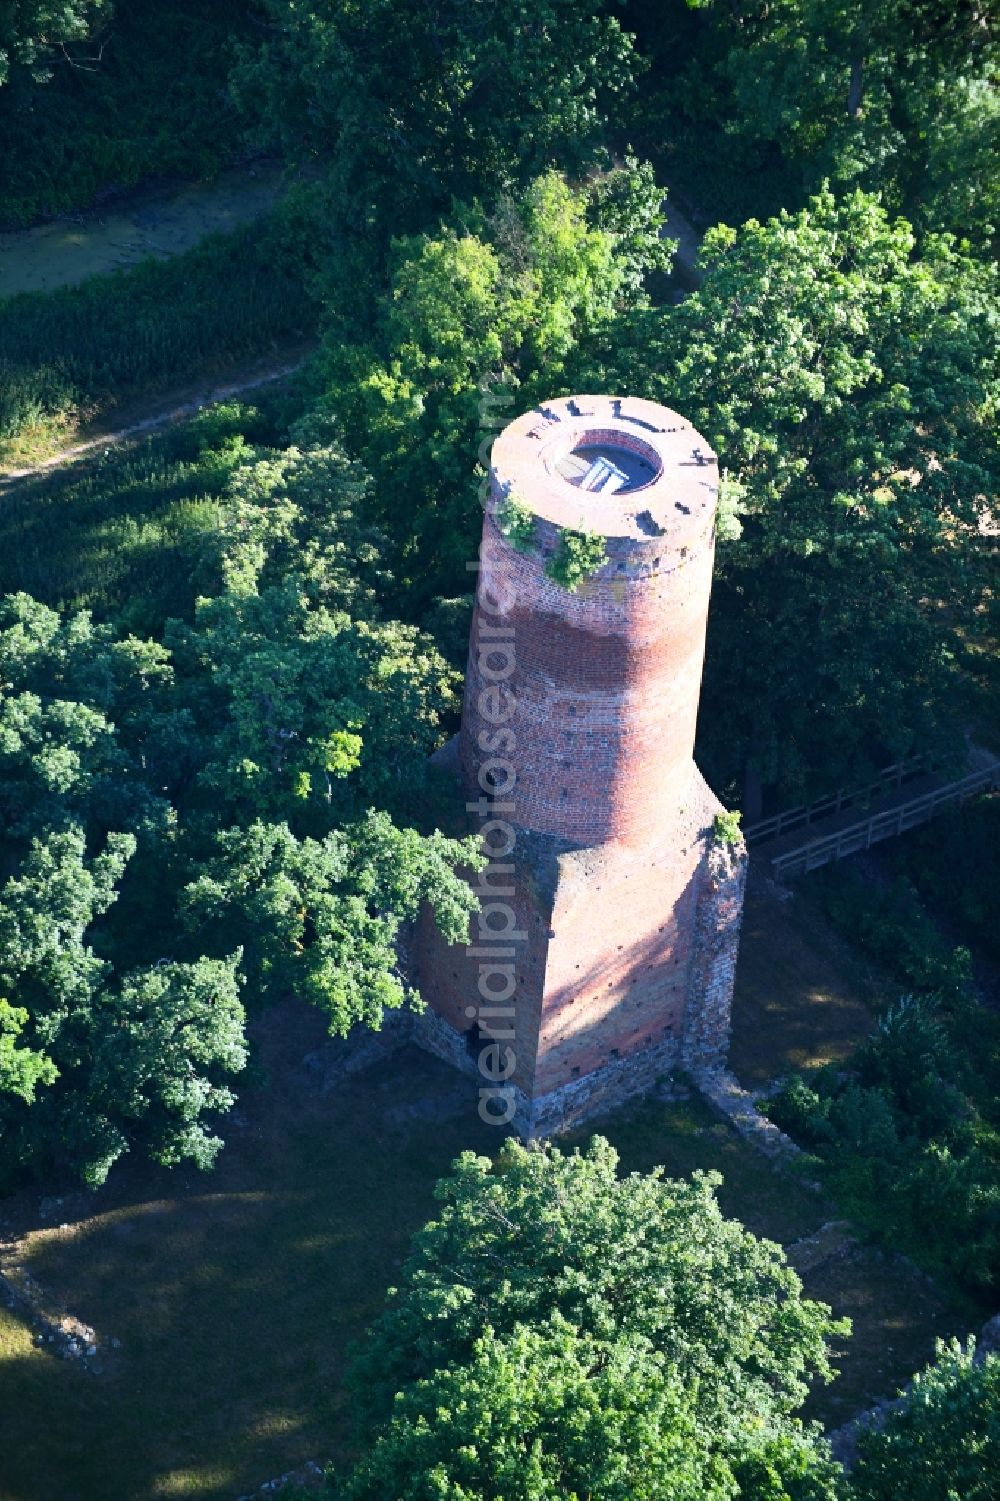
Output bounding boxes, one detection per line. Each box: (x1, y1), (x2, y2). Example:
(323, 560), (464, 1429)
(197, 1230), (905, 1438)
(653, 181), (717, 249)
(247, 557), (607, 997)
(743, 755), (932, 846)
(769, 765), (999, 881)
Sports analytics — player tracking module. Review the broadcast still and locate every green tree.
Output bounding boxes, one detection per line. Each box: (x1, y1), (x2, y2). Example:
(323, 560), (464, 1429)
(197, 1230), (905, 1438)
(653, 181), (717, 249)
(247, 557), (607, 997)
(0, 998), (57, 1103)
(211, 425), (392, 614)
(82, 955), (246, 1175)
(599, 188), (998, 806)
(317, 168), (668, 602)
(345, 1137), (847, 1495)
(167, 580), (461, 823)
(0, 826), (245, 1187)
(680, 0), (999, 245)
(0, 592), (173, 840)
(337, 1320), (731, 1500)
(232, 0), (637, 254)
(181, 813), (482, 1034)
(333, 1318), (842, 1499)
(850, 1339), (1000, 1501)
(0, 0), (108, 85)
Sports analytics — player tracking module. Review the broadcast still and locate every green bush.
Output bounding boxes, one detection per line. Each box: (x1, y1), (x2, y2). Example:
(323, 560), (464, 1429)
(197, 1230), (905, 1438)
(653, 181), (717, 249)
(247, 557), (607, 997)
(767, 992), (999, 1293)
(890, 795), (1000, 963)
(495, 491), (536, 553)
(0, 403), (279, 632)
(712, 808), (743, 845)
(0, 211), (317, 444)
(851, 1340), (1000, 1501)
(817, 867), (973, 1007)
(545, 526), (608, 592)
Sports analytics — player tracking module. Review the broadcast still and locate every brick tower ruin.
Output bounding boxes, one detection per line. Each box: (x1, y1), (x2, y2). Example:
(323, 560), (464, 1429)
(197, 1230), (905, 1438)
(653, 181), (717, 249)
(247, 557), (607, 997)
(413, 394), (747, 1136)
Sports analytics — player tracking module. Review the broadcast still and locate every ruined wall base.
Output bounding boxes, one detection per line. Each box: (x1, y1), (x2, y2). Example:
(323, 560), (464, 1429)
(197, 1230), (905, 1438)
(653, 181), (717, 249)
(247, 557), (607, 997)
(408, 1002), (683, 1140)
(513, 1031), (682, 1138)
(409, 1004), (484, 1083)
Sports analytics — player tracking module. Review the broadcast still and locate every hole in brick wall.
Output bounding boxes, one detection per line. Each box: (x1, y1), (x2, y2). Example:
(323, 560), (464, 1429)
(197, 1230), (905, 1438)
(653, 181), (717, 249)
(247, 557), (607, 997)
(609, 1048), (620, 1060)
(571, 1066), (581, 1077)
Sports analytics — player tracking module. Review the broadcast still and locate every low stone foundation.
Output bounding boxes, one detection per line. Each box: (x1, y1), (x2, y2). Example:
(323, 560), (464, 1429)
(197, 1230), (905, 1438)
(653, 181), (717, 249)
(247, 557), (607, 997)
(515, 1031), (681, 1137)
(409, 1005), (483, 1083)
(691, 1067), (802, 1161)
(410, 1001), (682, 1139)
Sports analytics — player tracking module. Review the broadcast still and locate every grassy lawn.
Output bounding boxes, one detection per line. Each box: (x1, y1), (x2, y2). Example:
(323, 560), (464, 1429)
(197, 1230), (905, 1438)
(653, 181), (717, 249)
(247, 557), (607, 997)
(588, 1090), (822, 1246)
(799, 1243), (987, 1430)
(0, 1007), (498, 1501)
(1, 992), (985, 1501)
(728, 860), (881, 1086)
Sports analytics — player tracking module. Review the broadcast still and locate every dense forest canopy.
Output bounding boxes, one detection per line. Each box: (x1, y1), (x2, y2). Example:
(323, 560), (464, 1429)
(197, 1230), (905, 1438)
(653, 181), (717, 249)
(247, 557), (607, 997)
(0, 4), (998, 1492)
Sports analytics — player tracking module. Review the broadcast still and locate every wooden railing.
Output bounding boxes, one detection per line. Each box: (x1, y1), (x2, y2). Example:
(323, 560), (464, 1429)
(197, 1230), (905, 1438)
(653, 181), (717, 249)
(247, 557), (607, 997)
(744, 755), (932, 845)
(770, 766), (999, 881)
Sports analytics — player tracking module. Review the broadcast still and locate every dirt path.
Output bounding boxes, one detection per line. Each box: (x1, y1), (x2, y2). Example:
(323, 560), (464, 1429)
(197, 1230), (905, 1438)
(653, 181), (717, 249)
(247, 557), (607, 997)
(0, 162), (288, 299)
(0, 349), (311, 488)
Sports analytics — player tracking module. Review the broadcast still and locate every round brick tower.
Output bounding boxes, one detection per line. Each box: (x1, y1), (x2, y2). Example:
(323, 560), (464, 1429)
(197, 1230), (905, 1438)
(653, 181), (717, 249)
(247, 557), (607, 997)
(460, 396), (719, 845)
(413, 394), (747, 1137)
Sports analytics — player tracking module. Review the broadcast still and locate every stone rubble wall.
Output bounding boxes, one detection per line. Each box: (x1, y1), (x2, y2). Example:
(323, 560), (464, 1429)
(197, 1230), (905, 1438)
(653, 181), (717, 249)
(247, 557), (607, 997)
(690, 1065), (802, 1161)
(681, 838), (748, 1071)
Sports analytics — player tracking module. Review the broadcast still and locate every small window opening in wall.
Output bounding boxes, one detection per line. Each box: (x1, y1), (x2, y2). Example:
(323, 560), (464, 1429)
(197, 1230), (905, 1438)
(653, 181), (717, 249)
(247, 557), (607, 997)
(609, 1048), (620, 1060)
(465, 1023), (483, 1059)
(571, 1065), (581, 1078)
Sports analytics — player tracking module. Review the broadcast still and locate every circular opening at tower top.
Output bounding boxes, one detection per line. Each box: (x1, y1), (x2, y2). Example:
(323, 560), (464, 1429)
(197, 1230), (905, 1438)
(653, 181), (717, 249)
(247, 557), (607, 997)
(552, 432), (662, 496)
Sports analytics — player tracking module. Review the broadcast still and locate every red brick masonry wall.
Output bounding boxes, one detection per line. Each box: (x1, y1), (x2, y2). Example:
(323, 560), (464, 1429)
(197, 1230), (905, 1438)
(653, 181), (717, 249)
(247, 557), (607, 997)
(413, 395), (747, 1135)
